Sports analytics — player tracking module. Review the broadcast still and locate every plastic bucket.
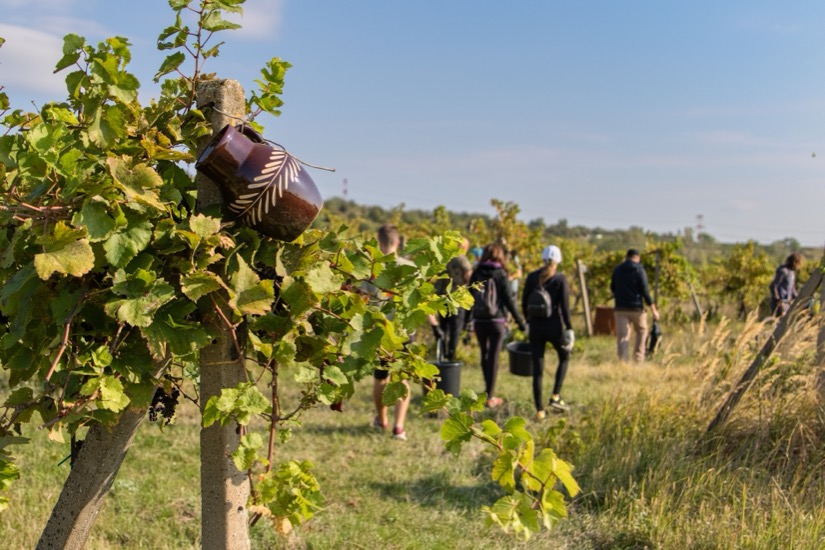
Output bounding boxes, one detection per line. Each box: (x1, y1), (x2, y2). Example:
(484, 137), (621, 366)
(425, 360), (461, 396)
(425, 340), (461, 396)
(506, 341), (533, 376)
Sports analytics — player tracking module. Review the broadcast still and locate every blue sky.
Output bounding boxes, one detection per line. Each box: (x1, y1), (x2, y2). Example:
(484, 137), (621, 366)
(2, 1), (825, 246)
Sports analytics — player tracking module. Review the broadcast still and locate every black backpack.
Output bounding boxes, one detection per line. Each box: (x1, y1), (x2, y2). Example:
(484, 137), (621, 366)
(472, 276), (499, 319)
(526, 280), (553, 319)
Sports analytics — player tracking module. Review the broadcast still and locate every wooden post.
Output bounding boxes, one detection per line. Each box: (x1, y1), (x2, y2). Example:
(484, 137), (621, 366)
(707, 268), (823, 433)
(688, 281), (704, 318)
(815, 247), (825, 395)
(653, 250), (661, 305)
(196, 79), (251, 550)
(577, 259), (594, 337)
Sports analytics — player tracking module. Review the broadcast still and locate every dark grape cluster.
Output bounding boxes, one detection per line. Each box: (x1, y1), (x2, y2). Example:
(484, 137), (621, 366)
(148, 386), (180, 425)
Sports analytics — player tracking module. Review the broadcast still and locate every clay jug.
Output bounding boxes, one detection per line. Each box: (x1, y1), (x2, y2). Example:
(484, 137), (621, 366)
(195, 124), (323, 241)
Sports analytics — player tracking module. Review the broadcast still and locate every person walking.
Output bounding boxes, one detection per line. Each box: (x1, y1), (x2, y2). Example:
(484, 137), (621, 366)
(435, 236), (473, 361)
(610, 249), (659, 362)
(769, 252), (803, 317)
(469, 243), (526, 407)
(522, 245), (574, 418)
(365, 224), (416, 440)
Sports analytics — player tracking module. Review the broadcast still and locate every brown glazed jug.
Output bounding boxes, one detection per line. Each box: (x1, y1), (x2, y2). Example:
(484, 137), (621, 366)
(195, 124), (323, 241)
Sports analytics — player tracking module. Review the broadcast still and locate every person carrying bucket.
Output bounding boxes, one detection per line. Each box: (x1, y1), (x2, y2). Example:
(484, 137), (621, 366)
(469, 243), (526, 408)
(521, 245), (574, 418)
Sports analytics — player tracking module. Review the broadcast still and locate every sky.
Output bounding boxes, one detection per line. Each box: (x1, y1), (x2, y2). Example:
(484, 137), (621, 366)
(2, 0), (825, 246)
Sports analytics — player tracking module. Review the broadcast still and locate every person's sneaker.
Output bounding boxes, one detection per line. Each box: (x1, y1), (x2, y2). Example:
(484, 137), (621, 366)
(392, 427), (408, 441)
(534, 410), (547, 421)
(549, 396), (569, 412)
(372, 416), (388, 431)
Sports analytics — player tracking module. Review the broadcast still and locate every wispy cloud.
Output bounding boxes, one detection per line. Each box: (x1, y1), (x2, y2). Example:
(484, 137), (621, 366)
(0, 24), (65, 96)
(2, 0), (104, 37)
(227, 0), (285, 40)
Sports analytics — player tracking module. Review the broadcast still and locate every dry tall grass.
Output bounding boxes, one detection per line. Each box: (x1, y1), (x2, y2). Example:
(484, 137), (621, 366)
(551, 310), (825, 548)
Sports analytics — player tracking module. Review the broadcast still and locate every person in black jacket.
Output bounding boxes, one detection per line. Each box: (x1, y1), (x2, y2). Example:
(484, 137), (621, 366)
(522, 245), (573, 417)
(610, 249), (659, 362)
(469, 243), (526, 407)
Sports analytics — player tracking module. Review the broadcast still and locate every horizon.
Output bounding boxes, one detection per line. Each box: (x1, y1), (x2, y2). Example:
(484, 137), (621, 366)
(323, 194), (819, 249)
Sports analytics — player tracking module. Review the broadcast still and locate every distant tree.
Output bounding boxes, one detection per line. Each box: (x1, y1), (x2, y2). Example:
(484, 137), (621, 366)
(706, 241), (773, 318)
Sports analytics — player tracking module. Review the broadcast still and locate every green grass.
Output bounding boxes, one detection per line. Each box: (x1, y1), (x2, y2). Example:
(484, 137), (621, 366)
(4, 317), (825, 549)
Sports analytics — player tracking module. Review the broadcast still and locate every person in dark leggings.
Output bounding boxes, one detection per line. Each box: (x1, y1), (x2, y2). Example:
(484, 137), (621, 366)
(469, 243), (526, 407)
(521, 245), (574, 417)
(436, 236), (473, 360)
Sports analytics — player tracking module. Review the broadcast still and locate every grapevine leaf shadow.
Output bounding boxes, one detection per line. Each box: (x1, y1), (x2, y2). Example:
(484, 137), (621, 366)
(367, 471), (503, 512)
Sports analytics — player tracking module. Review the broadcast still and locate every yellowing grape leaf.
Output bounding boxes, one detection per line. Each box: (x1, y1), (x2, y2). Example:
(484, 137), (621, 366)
(33, 221), (95, 280)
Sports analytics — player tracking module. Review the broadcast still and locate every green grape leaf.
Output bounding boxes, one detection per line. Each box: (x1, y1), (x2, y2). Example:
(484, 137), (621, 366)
(350, 326), (384, 360)
(104, 218), (153, 268)
(480, 419), (503, 439)
(54, 33), (84, 72)
(229, 256), (274, 315)
(279, 277), (316, 317)
(33, 221), (95, 280)
(491, 451), (518, 492)
(272, 339), (297, 367)
(232, 433), (265, 471)
(181, 271), (225, 302)
(534, 449), (580, 498)
(541, 489), (569, 525)
(141, 306), (212, 358)
(441, 412), (474, 456)
(421, 388), (451, 413)
(107, 157), (166, 211)
(202, 11), (242, 32)
(3, 387), (34, 407)
(381, 380), (408, 406)
(105, 273), (176, 327)
(321, 365), (348, 386)
(305, 263), (341, 295)
(203, 383), (270, 428)
(503, 416), (532, 444)
(189, 213), (222, 239)
(0, 459), (20, 498)
(81, 375), (130, 413)
(72, 201), (117, 242)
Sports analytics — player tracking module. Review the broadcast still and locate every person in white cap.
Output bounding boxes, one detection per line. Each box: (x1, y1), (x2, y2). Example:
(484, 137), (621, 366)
(521, 245), (574, 417)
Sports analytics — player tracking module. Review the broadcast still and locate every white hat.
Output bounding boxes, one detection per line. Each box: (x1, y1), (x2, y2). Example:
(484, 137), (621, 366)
(541, 245), (562, 265)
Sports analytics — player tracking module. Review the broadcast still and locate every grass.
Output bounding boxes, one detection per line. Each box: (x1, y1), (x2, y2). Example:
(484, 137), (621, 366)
(4, 314), (825, 549)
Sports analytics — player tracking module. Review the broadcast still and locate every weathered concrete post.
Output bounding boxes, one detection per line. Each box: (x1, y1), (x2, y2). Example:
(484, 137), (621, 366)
(195, 79), (251, 550)
(36, 360), (167, 550)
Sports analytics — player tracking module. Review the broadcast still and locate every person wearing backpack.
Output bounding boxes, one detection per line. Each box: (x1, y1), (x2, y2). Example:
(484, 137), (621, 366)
(521, 245), (573, 417)
(469, 243), (526, 408)
(769, 252), (803, 317)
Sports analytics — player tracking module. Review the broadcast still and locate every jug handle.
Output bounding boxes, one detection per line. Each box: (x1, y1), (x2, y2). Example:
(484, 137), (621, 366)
(235, 124), (266, 144)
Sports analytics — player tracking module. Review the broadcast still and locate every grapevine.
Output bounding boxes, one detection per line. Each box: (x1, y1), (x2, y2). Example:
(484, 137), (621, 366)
(0, 0), (579, 541)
